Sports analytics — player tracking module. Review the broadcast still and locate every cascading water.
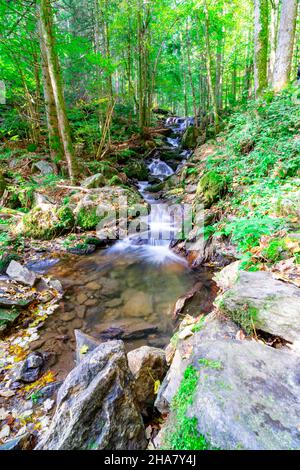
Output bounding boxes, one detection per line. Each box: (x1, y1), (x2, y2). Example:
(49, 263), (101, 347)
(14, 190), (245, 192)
(38, 114), (213, 379)
(109, 116), (192, 265)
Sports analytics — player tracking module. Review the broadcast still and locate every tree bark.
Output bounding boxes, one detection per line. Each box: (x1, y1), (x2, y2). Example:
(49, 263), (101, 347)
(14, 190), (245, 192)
(39, 0), (77, 181)
(273, 0), (299, 92)
(253, 0), (269, 97)
(38, 18), (62, 162)
(203, 1), (219, 134)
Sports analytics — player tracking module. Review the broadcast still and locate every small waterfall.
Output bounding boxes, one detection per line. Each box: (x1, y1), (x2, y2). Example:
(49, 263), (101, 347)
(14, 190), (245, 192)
(109, 115), (194, 265)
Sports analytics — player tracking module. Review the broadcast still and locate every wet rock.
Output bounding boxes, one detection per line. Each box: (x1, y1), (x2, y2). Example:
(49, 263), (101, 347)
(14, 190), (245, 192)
(15, 352), (44, 384)
(75, 305), (86, 319)
(75, 329), (101, 363)
(218, 271), (300, 342)
(36, 341), (147, 450)
(85, 281), (102, 291)
(77, 292), (88, 304)
(82, 173), (106, 189)
(68, 245), (96, 256)
(6, 261), (37, 287)
(123, 291), (153, 317)
(173, 281), (203, 319)
(128, 346), (168, 411)
(156, 314), (300, 450)
(61, 312), (76, 322)
(106, 298), (123, 308)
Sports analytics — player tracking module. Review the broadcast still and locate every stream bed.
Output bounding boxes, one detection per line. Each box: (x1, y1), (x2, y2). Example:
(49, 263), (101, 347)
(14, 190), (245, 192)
(35, 118), (216, 380)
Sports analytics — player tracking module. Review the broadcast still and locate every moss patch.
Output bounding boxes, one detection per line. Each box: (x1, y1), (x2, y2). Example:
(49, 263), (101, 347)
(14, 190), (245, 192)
(23, 205), (75, 240)
(197, 171), (227, 208)
(162, 366), (210, 450)
(76, 205), (104, 230)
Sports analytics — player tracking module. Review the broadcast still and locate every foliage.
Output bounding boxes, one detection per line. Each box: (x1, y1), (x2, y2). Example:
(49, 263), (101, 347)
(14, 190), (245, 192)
(162, 365), (210, 450)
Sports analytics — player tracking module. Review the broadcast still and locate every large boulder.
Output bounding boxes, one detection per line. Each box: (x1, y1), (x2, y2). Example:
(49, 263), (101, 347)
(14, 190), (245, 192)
(36, 340), (147, 450)
(20, 204), (75, 240)
(156, 314), (300, 450)
(6, 261), (36, 287)
(127, 346), (168, 411)
(217, 270), (300, 341)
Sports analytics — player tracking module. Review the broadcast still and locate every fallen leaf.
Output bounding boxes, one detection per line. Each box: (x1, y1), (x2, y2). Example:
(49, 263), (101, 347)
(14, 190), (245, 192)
(80, 345), (89, 355)
(154, 380), (161, 395)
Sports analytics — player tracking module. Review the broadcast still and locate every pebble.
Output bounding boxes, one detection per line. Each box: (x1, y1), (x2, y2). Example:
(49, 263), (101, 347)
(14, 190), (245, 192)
(61, 312), (76, 322)
(77, 292), (88, 304)
(85, 281), (102, 291)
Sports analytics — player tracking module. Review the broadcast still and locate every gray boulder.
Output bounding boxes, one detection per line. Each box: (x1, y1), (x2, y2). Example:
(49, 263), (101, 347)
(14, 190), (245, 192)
(82, 173), (106, 189)
(127, 346), (168, 411)
(156, 314), (300, 450)
(6, 261), (36, 287)
(217, 270), (300, 342)
(32, 160), (54, 176)
(36, 340), (147, 450)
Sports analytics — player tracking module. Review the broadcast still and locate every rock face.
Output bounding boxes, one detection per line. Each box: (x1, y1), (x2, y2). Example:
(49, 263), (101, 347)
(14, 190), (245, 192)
(127, 346), (168, 411)
(6, 261), (37, 287)
(214, 261), (240, 291)
(156, 314), (300, 450)
(218, 270), (300, 342)
(36, 340), (147, 450)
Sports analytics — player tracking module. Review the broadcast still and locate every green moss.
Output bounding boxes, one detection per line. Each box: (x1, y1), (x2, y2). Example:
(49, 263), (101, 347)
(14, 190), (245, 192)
(23, 205), (75, 240)
(162, 366), (210, 450)
(198, 171), (228, 208)
(124, 160), (148, 180)
(219, 298), (259, 334)
(76, 206), (104, 230)
(262, 238), (288, 263)
(198, 358), (223, 370)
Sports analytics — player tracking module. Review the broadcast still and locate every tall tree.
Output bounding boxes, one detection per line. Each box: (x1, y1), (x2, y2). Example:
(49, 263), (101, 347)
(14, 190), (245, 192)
(273, 0), (299, 91)
(38, 0), (77, 181)
(253, 0), (269, 96)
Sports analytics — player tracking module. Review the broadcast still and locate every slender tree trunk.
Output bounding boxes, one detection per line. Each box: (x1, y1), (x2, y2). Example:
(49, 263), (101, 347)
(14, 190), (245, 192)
(186, 21), (198, 128)
(253, 0), (269, 97)
(39, 0), (77, 181)
(39, 19), (62, 162)
(273, 0), (299, 91)
(203, 1), (219, 134)
(268, 0), (280, 84)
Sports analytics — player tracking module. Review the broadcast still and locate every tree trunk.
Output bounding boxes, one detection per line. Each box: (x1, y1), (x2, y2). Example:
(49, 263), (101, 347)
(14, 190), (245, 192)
(273, 0), (299, 92)
(253, 0), (269, 97)
(39, 18), (63, 162)
(268, 0), (280, 84)
(39, 0), (77, 181)
(203, 1), (219, 134)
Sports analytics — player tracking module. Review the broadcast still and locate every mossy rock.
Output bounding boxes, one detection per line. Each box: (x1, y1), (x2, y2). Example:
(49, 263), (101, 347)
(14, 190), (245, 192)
(197, 171), (228, 208)
(23, 205), (75, 240)
(124, 160), (149, 180)
(182, 126), (199, 149)
(76, 205), (105, 230)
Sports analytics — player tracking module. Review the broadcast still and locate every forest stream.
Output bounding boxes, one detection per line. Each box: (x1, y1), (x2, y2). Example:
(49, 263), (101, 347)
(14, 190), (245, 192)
(32, 118), (216, 380)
